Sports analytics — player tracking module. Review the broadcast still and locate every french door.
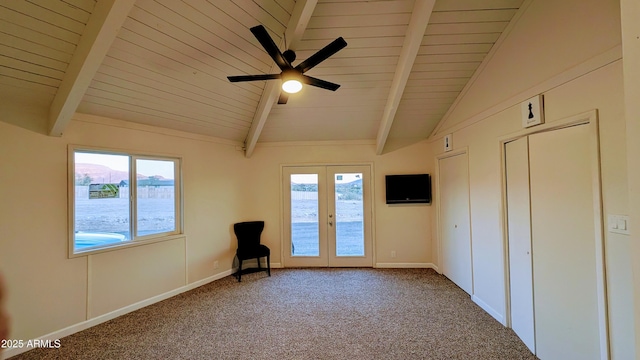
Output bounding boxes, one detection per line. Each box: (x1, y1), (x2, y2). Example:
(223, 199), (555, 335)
(282, 165), (373, 267)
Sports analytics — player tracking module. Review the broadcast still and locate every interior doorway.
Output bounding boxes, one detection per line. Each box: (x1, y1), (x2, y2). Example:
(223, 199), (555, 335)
(282, 165), (373, 267)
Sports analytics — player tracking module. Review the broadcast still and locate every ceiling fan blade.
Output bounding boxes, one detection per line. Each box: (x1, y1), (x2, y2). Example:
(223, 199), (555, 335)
(301, 75), (340, 91)
(295, 37), (347, 74)
(227, 74), (281, 82)
(250, 25), (291, 71)
(277, 92), (289, 104)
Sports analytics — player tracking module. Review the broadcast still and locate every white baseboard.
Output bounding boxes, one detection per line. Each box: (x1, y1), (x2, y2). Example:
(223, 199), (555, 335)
(3, 269), (233, 359)
(237, 260), (282, 269)
(472, 294), (505, 325)
(375, 262), (438, 270)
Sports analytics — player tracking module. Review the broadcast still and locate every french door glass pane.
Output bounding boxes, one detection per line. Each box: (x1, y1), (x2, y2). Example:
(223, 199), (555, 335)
(335, 173), (364, 256)
(290, 174), (319, 256)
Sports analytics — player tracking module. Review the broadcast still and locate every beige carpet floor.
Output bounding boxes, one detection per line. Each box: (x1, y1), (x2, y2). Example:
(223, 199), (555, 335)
(9, 268), (537, 359)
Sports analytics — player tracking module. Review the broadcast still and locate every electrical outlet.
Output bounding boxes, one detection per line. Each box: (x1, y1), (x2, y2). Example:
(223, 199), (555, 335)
(391, 251), (396, 258)
(213, 261), (219, 269)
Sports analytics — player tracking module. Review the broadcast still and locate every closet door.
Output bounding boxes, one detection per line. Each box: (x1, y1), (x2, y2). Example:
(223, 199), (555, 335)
(505, 137), (535, 353)
(528, 124), (601, 359)
(439, 152), (473, 295)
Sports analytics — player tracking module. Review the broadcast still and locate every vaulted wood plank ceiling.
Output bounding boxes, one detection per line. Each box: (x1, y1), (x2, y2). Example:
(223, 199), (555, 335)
(0, 0), (524, 155)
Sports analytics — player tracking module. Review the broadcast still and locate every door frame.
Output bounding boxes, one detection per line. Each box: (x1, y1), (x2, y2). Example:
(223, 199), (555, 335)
(279, 162), (376, 268)
(498, 110), (609, 359)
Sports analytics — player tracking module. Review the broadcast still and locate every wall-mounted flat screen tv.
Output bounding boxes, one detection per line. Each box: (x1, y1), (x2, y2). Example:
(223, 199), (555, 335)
(385, 174), (431, 204)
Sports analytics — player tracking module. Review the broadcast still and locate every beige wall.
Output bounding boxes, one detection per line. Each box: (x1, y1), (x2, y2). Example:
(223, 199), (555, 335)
(1, 0), (637, 357)
(620, 0), (640, 353)
(248, 141), (434, 266)
(0, 115), (433, 346)
(440, 0), (622, 131)
(429, 0), (635, 357)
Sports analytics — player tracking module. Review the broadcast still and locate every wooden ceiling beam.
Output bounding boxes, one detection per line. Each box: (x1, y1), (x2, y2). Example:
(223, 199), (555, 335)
(244, 0), (318, 157)
(375, 0), (436, 154)
(48, 0), (135, 136)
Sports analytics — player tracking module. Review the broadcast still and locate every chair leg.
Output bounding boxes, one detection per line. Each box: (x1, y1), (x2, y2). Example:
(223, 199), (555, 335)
(267, 255), (271, 277)
(257, 257), (262, 270)
(237, 259), (243, 282)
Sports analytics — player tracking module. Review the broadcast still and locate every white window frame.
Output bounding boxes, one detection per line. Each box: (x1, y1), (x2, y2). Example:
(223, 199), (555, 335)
(68, 145), (183, 257)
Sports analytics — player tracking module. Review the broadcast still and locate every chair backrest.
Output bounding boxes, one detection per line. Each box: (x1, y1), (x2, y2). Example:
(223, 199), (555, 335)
(233, 221), (265, 249)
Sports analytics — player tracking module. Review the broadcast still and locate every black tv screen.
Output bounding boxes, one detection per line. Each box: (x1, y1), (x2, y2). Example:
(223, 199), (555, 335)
(385, 174), (431, 204)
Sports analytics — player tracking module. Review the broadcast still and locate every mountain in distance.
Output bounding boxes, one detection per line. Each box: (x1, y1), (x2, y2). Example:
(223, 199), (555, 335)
(291, 178), (362, 192)
(75, 163), (165, 184)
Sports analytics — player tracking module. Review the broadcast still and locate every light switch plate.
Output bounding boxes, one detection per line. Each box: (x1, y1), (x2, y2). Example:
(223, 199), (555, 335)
(608, 214), (630, 235)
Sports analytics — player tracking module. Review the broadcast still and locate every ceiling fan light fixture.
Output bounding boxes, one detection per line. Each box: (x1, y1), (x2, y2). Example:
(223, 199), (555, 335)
(282, 79), (302, 93)
(227, 25), (347, 103)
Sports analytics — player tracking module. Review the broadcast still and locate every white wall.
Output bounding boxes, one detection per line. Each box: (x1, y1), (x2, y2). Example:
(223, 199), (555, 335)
(0, 113), (433, 353)
(429, 0), (635, 357)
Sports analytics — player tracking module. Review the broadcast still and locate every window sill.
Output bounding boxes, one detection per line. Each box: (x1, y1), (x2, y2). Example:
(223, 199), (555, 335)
(69, 233), (186, 258)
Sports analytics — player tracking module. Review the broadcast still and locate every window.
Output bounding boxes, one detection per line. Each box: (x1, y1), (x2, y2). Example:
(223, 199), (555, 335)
(70, 147), (181, 256)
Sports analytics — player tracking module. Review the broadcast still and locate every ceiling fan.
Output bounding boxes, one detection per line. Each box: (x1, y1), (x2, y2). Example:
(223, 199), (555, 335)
(227, 25), (347, 104)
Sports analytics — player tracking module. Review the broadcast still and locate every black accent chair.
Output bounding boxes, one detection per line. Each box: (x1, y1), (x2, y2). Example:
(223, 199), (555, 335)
(233, 221), (271, 282)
